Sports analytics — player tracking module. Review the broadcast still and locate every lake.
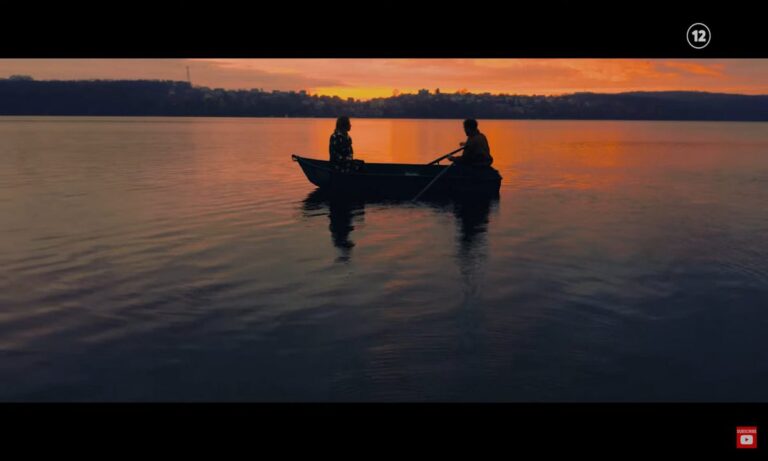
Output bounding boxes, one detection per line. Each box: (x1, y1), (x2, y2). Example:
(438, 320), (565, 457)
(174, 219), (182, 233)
(1, 116), (767, 401)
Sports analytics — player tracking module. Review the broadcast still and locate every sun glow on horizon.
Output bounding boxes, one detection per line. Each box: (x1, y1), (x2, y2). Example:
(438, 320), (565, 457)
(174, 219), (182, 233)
(1, 59), (768, 97)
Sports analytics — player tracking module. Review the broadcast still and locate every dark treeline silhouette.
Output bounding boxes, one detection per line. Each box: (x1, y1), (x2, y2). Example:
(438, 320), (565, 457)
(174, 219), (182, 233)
(1, 78), (767, 121)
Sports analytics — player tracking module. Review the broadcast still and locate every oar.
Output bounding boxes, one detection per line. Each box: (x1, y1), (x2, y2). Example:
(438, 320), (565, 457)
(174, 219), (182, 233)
(412, 163), (455, 202)
(427, 146), (464, 165)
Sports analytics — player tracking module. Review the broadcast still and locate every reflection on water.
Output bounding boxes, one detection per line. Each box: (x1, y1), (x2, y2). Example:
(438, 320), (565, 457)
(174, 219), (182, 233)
(301, 189), (499, 270)
(302, 190), (366, 262)
(453, 194), (498, 298)
(454, 193), (496, 252)
(2, 117), (768, 401)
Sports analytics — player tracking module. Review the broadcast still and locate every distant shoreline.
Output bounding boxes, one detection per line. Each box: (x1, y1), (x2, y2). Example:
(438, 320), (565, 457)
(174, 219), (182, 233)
(2, 79), (767, 121)
(1, 115), (767, 123)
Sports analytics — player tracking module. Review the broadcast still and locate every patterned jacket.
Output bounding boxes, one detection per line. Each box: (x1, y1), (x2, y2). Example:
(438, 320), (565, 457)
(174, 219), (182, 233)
(329, 130), (354, 163)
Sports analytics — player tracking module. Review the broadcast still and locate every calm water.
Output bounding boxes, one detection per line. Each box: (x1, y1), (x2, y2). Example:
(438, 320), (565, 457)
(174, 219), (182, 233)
(2, 117), (768, 401)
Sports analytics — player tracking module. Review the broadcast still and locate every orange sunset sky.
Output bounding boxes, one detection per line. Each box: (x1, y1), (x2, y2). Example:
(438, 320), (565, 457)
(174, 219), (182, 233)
(2, 59), (767, 99)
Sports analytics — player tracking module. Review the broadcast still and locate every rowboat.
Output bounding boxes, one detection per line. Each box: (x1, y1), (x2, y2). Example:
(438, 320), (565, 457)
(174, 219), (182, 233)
(291, 155), (502, 198)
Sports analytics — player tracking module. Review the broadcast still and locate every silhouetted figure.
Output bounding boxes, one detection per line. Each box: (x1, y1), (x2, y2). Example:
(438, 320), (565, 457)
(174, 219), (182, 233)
(449, 119), (493, 166)
(329, 116), (363, 172)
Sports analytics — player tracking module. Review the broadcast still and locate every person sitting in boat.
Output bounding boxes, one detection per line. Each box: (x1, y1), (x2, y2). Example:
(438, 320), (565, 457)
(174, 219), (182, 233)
(449, 119), (493, 166)
(329, 116), (363, 172)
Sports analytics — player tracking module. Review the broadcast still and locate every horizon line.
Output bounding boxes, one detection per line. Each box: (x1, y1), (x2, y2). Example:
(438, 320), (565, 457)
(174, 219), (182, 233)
(3, 76), (768, 100)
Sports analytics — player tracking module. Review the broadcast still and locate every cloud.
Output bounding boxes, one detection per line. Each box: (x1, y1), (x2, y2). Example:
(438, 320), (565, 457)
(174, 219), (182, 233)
(661, 61), (724, 77)
(1, 59), (767, 97)
(0, 59), (343, 91)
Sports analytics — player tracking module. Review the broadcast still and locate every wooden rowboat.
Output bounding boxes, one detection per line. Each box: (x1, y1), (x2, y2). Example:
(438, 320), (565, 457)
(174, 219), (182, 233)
(292, 155), (501, 198)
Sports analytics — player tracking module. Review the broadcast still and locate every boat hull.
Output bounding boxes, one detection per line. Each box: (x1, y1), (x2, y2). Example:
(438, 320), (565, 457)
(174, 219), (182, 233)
(292, 155), (501, 198)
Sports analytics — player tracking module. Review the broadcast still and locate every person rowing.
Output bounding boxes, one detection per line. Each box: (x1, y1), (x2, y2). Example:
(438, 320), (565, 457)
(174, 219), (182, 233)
(449, 118), (493, 166)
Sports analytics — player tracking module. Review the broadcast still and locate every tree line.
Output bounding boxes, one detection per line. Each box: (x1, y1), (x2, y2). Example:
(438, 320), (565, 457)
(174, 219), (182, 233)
(1, 78), (767, 121)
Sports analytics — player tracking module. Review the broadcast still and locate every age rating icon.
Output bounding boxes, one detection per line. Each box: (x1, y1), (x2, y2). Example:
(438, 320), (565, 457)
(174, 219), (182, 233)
(687, 23), (711, 49)
(737, 427), (757, 449)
